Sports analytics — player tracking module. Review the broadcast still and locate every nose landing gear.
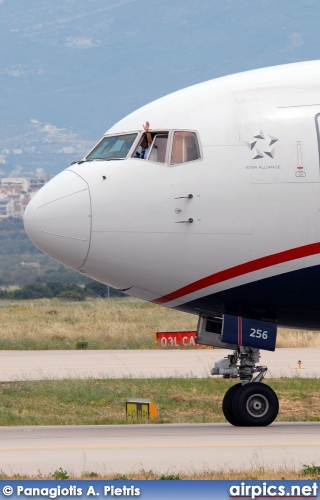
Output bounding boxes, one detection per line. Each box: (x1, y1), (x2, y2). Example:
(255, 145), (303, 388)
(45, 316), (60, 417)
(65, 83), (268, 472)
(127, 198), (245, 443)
(224, 382), (279, 426)
(211, 347), (279, 426)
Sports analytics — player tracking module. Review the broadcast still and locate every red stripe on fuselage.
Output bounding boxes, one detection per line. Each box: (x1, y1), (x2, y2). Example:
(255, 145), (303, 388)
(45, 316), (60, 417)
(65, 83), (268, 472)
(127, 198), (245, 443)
(152, 242), (320, 305)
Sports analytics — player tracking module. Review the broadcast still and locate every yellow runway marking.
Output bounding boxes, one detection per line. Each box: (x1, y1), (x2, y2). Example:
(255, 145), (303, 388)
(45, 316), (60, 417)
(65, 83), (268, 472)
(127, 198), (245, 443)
(0, 442), (319, 452)
(1, 364), (206, 371)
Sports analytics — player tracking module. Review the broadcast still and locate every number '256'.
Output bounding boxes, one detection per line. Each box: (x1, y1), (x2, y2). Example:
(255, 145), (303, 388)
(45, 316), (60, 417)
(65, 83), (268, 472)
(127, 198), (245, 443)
(250, 328), (268, 340)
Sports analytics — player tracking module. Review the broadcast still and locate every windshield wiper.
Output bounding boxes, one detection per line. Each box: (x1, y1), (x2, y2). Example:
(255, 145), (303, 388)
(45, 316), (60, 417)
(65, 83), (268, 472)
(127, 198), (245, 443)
(70, 157), (125, 165)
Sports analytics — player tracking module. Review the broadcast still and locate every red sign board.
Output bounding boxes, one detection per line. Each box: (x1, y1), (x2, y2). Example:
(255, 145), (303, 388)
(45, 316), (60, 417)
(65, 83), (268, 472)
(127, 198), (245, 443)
(155, 331), (211, 348)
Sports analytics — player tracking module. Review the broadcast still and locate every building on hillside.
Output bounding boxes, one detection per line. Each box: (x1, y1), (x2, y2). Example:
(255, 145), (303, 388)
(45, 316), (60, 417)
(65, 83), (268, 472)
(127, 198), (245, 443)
(1, 177), (29, 192)
(0, 174), (52, 218)
(20, 195), (31, 214)
(0, 197), (14, 217)
(28, 178), (46, 191)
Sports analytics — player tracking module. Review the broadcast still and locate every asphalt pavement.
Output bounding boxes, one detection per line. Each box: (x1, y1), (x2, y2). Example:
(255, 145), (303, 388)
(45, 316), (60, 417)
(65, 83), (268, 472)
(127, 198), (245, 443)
(0, 348), (319, 381)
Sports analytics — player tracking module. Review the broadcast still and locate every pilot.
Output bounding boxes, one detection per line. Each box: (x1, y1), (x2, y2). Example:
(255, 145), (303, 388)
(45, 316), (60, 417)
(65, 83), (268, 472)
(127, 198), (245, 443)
(136, 121), (152, 159)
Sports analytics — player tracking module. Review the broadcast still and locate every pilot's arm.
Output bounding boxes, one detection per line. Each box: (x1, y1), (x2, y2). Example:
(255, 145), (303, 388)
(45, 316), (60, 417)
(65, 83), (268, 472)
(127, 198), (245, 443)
(143, 121), (152, 145)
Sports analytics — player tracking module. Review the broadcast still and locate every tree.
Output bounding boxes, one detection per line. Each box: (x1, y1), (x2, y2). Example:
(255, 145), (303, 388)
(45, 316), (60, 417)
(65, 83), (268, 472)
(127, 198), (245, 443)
(84, 281), (125, 298)
(45, 282), (65, 296)
(57, 290), (85, 301)
(13, 283), (54, 299)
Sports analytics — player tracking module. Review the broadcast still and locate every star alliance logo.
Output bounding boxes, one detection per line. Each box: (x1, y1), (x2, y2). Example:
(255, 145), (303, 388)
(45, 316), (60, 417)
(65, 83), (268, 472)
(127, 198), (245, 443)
(246, 130), (278, 160)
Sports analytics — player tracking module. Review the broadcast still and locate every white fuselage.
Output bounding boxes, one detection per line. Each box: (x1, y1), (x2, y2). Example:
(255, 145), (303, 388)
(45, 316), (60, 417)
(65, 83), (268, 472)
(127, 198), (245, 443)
(24, 61), (320, 328)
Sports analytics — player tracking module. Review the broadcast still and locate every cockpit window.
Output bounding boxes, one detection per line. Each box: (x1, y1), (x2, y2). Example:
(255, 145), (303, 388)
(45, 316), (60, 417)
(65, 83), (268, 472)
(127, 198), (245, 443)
(133, 132), (169, 163)
(170, 131), (201, 165)
(86, 133), (138, 160)
(87, 129), (201, 165)
(149, 134), (168, 163)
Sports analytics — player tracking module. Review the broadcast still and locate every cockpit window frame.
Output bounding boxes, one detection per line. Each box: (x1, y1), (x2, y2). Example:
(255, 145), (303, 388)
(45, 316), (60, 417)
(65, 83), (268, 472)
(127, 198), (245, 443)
(132, 129), (202, 166)
(169, 129), (202, 166)
(85, 132), (140, 161)
(84, 129), (203, 166)
(148, 133), (169, 163)
(132, 130), (170, 163)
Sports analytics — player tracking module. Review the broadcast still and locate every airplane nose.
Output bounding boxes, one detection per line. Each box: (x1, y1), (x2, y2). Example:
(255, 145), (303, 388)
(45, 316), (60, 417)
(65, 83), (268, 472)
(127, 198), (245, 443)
(24, 170), (91, 270)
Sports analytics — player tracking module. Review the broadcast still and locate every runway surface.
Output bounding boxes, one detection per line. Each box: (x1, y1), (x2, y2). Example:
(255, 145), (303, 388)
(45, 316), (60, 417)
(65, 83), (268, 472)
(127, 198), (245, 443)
(0, 347), (319, 381)
(0, 422), (319, 476)
(0, 348), (319, 476)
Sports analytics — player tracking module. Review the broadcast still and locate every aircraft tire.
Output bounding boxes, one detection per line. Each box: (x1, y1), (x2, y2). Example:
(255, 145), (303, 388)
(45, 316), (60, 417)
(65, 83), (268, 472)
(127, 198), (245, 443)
(231, 382), (279, 426)
(222, 383), (243, 426)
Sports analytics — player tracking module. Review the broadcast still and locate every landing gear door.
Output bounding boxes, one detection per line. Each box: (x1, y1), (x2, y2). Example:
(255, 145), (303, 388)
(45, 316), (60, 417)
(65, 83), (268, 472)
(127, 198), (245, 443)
(221, 315), (277, 351)
(196, 314), (277, 351)
(196, 315), (237, 349)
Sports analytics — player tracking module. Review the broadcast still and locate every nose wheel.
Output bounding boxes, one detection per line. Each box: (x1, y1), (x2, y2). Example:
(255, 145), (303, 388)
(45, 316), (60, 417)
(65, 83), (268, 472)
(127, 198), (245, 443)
(223, 382), (279, 426)
(212, 347), (279, 426)
(222, 383), (242, 426)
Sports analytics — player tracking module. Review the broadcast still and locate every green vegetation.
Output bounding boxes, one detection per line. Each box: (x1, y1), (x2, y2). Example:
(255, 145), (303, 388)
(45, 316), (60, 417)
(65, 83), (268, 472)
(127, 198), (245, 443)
(0, 217), (120, 292)
(0, 217), (38, 255)
(0, 298), (198, 350)
(1, 465), (320, 480)
(302, 464), (320, 477)
(159, 474), (181, 480)
(1, 297), (320, 350)
(51, 468), (70, 480)
(0, 466), (319, 481)
(0, 281), (124, 300)
(0, 377), (318, 426)
(0, 217), (81, 286)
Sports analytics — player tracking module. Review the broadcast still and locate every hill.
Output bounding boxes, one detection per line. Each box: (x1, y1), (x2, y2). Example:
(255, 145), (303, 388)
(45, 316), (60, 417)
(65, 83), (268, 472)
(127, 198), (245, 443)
(0, 217), (96, 287)
(0, 0), (319, 177)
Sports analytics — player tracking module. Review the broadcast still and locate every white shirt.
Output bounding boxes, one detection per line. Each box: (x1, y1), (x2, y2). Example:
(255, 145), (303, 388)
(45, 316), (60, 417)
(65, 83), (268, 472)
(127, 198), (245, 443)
(137, 145), (150, 159)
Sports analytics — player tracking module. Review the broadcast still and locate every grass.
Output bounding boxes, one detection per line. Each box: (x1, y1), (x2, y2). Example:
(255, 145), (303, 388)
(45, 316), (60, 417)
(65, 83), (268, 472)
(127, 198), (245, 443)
(0, 377), (319, 479)
(1, 466), (320, 480)
(0, 377), (318, 426)
(0, 298), (319, 480)
(0, 297), (320, 350)
(0, 298), (196, 350)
